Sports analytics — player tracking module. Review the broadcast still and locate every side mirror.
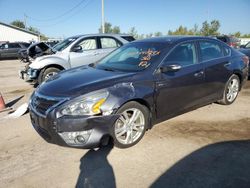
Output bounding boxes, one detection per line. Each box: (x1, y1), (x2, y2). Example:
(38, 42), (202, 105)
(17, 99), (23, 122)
(160, 64), (182, 73)
(240, 45), (246, 48)
(72, 45), (82, 52)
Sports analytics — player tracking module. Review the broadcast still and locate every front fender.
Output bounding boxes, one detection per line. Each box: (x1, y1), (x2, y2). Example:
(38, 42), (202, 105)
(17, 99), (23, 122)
(101, 81), (155, 120)
(29, 56), (70, 70)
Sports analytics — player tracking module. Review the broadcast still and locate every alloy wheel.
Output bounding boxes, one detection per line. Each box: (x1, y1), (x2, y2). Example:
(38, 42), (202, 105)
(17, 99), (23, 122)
(226, 78), (239, 102)
(44, 72), (58, 81)
(114, 108), (145, 145)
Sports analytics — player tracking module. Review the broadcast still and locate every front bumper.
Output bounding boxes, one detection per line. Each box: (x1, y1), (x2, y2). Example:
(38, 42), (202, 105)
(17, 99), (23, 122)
(29, 108), (119, 149)
(19, 68), (39, 82)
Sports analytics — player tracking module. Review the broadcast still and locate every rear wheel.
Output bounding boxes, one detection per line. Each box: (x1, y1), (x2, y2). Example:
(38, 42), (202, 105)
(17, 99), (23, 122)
(111, 101), (149, 148)
(38, 67), (61, 84)
(218, 74), (240, 105)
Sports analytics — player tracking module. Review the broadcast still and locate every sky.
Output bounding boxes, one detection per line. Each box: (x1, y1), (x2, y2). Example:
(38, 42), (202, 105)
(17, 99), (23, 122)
(0, 0), (249, 38)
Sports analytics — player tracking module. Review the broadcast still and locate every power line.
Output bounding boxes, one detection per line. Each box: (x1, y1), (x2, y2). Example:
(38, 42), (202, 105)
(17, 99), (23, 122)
(32, 0), (93, 28)
(26, 0), (87, 22)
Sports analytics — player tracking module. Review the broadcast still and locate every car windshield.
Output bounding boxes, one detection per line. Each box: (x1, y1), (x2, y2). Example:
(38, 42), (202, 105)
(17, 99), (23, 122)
(53, 36), (79, 51)
(96, 42), (166, 72)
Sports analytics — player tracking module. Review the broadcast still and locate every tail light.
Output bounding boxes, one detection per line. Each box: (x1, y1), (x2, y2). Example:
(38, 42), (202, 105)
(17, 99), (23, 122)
(242, 56), (249, 66)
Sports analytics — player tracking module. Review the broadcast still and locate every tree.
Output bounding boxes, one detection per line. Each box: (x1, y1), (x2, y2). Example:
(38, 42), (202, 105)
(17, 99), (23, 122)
(10, 20), (25, 28)
(191, 24), (200, 35)
(98, 22), (121, 34)
(154, 32), (163, 37)
(232, 31), (241, 38)
(168, 25), (192, 35)
(28, 26), (39, 34)
(128, 27), (138, 39)
(112, 26), (120, 34)
(200, 20), (220, 36)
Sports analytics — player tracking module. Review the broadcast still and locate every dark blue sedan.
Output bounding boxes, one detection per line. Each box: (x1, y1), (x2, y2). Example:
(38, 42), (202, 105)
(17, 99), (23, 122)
(29, 36), (249, 149)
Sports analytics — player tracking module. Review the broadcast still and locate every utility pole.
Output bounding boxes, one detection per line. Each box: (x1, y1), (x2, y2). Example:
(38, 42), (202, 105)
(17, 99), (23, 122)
(24, 13), (27, 29)
(101, 0), (105, 33)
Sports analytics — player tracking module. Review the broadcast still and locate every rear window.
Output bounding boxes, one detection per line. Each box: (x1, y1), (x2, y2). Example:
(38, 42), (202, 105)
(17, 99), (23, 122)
(121, 36), (135, 42)
(200, 41), (224, 61)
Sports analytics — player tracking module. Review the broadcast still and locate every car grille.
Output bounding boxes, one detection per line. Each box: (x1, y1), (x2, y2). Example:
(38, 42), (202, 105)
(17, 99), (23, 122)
(33, 122), (51, 141)
(30, 93), (64, 116)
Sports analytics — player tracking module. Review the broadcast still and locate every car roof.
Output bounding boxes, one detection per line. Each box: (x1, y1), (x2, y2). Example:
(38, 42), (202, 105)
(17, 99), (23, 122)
(134, 36), (218, 44)
(67, 33), (133, 39)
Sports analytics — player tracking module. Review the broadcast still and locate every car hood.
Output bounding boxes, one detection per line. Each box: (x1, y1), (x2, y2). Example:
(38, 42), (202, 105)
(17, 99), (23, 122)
(27, 42), (55, 58)
(37, 66), (136, 97)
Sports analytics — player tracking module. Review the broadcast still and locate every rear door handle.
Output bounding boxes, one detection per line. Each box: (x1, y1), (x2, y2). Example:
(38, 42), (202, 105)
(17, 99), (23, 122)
(194, 71), (204, 77)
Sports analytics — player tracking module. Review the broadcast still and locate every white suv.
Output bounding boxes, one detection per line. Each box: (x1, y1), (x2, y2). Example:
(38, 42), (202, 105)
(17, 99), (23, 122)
(21, 34), (135, 84)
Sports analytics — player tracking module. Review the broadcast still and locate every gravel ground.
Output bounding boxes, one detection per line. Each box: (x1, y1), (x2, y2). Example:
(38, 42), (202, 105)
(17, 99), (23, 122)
(0, 60), (250, 188)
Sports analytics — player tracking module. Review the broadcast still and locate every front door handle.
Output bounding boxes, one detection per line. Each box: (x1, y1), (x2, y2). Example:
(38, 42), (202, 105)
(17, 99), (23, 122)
(224, 62), (231, 67)
(194, 71), (204, 77)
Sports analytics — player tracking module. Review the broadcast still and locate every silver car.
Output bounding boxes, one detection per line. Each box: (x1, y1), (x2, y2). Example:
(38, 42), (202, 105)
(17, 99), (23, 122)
(22, 34), (135, 84)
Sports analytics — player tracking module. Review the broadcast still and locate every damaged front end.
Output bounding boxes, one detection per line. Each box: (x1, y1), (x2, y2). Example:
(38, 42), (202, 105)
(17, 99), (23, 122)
(19, 42), (56, 82)
(28, 82), (142, 148)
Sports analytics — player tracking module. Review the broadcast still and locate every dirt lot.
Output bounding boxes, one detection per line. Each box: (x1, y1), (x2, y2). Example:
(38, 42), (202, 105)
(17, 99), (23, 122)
(0, 60), (250, 188)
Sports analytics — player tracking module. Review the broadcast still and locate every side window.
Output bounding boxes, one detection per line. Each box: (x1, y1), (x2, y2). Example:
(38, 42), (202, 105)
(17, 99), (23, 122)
(200, 41), (223, 61)
(100, 37), (121, 48)
(8, 43), (21, 48)
(223, 46), (231, 56)
(165, 42), (197, 66)
(78, 38), (97, 50)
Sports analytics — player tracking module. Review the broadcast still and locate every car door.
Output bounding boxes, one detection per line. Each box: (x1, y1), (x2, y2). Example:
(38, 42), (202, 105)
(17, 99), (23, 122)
(0, 44), (8, 58)
(198, 40), (232, 100)
(69, 37), (99, 68)
(155, 41), (205, 120)
(7, 43), (22, 58)
(97, 36), (122, 59)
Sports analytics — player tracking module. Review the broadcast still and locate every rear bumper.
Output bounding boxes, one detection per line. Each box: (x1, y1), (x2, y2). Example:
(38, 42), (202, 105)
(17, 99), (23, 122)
(29, 108), (119, 149)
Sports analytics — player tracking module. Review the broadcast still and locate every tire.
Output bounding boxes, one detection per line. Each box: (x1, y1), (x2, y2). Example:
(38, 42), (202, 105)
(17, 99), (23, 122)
(111, 101), (149, 148)
(218, 74), (240, 105)
(38, 67), (61, 84)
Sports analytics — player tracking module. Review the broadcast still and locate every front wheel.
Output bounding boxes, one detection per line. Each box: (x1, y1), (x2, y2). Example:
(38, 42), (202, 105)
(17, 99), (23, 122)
(218, 74), (240, 105)
(38, 67), (61, 84)
(111, 101), (149, 148)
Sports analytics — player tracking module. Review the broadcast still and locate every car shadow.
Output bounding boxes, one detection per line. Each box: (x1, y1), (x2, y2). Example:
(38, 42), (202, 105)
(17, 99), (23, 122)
(75, 143), (116, 188)
(150, 140), (250, 188)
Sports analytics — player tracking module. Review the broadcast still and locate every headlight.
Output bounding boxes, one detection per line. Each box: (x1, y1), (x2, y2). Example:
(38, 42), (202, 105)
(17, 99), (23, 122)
(57, 91), (109, 117)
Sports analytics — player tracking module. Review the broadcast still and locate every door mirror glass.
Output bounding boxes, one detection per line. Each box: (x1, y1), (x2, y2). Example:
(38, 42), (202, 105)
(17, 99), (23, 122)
(72, 45), (82, 52)
(160, 64), (182, 73)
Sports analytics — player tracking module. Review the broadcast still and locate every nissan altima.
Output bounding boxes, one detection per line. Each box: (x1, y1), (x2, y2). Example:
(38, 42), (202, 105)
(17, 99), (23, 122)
(29, 36), (249, 149)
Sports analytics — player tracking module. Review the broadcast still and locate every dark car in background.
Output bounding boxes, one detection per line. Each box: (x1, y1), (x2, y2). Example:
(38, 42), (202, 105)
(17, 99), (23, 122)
(239, 42), (250, 58)
(0, 42), (30, 59)
(29, 36), (249, 149)
(239, 42), (250, 77)
(215, 35), (241, 48)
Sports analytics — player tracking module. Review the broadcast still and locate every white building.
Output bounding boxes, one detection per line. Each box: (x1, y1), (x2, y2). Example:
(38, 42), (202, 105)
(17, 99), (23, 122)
(0, 22), (39, 43)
